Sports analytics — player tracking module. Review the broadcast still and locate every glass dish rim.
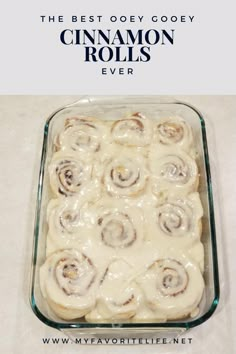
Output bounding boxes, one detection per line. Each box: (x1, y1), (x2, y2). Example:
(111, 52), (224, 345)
(30, 97), (220, 330)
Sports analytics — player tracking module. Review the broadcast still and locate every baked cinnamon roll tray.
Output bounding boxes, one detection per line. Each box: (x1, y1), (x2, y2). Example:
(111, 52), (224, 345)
(30, 97), (219, 337)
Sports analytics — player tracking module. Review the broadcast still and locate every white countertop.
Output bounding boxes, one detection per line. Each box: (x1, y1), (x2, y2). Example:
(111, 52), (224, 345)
(0, 96), (235, 354)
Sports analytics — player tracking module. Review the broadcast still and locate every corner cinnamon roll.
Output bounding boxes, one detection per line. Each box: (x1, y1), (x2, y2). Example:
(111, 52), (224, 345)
(49, 151), (92, 197)
(86, 259), (140, 321)
(155, 116), (193, 152)
(40, 249), (98, 320)
(156, 193), (203, 240)
(137, 257), (204, 320)
(55, 116), (107, 154)
(150, 147), (199, 196)
(111, 112), (153, 146)
(154, 259), (189, 296)
(103, 154), (148, 197)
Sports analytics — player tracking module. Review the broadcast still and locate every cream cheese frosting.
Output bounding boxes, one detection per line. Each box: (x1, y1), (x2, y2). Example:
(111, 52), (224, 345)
(40, 249), (99, 320)
(149, 146), (199, 198)
(48, 151), (93, 197)
(111, 112), (153, 147)
(40, 113), (205, 323)
(154, 116), (193, 151)
(55, 116), (111, 154)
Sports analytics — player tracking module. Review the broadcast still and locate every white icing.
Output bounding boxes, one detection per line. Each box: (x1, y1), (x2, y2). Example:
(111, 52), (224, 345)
(188, 242), (204, 273)
(40, 113), (205, 323)
(145, 192), (203, 249)
(46, 180), (101, 249)
(40, 249), (99, 320)
(135, 253), (204, 321)
(149, 146), (199, 198)
(86, 259), (141, 321)
(56, 116), (111, 154)
(154, 116), (193, 152)
(102, 152), (149, 197)
(111, 113), (153, 146)
(48, 151), (92, 197)
(90, 197), (145, 249)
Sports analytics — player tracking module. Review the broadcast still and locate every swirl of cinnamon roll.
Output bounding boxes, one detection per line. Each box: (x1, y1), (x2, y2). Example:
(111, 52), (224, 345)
(111, 112), (153, 146)
(157, 203), (191, 237)
(137, 257), (204, 320)
(156, 193), (203, 239)
(98, 211), (137, 248)
(49, 152), (92, 197)
(47, 198), (83, 252)
(48, 199), (81, 237)
(55, 117), (107, 153)
(98, 212), (136, 248)
(103, 154), (148, 197)
(40, 249), (98, 320)
(89, 198), (143, 249)
(156, 116), (193, 151)
(47, 181), (102, 250)
(154, 259), (189, 296)
(150, 147), (198, 196)
(86, 259), (140, 321)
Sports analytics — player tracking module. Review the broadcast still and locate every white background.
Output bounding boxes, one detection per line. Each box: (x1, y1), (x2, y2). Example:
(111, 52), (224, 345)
(0, 96), (235, 354)
(0, 0), (236, 93)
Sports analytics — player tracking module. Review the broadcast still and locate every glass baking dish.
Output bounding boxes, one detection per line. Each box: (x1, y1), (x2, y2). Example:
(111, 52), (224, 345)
(30, 96), (219, 340)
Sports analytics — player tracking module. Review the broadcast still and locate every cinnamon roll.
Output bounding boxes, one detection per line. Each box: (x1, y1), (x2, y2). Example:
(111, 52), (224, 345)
(86, 259), (140, 321)
(103, 154), (148, 197)
(47, 181), (102, 249)
(98, 212), (136, 248)
(55, 116), (107, 154)
(111, 112), (153, 146)
(40, 249), (98, 320)
(156, 192), (203, 240)
(47, 198), (86, 251)
(137, 257), (204, 320)
(150, 147), (199, 196)
(49, 151), (92, 197)
(94, 198), (143, 248)
(48, 198), (80, 236)
(155, 116), (193, 152)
